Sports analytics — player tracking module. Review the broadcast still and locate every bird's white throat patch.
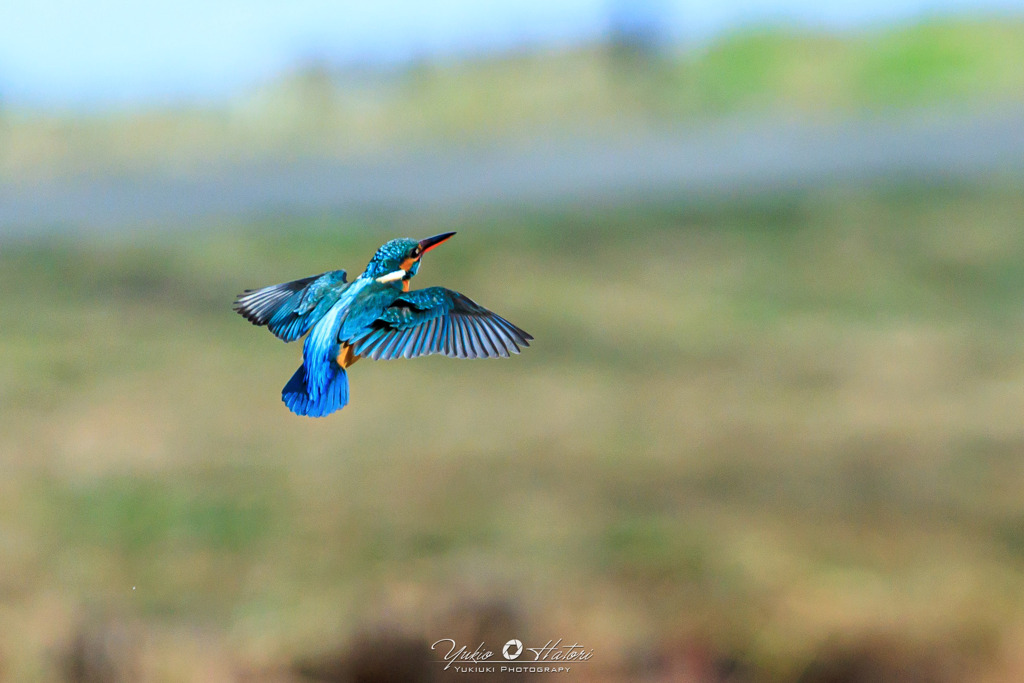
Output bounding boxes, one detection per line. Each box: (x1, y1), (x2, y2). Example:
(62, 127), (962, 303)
(376, 269), (406, 284)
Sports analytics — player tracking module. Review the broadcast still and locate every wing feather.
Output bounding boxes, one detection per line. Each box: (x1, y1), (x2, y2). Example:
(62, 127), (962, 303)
(454, 315), (472, 359)
(470, 316), (491, 357)
(349, 287), (531, 361)
(484, 318), (509, 357)
(415, 318), (436, 357)
(233, 276), (319, 326)
(480, 318), (510, 357)
(234, 269), (348, 342)
(377, 328), (405, 360)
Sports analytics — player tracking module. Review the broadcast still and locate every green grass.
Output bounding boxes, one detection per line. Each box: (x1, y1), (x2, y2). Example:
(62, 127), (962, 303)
(4, 183), (1024, 679)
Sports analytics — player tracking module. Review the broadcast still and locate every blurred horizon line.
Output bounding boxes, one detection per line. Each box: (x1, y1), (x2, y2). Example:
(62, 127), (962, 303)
(3, 108), (1023, 235)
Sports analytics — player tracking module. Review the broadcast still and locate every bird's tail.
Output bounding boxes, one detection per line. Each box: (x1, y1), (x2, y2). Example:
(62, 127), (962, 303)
(281, 362), (349, 417)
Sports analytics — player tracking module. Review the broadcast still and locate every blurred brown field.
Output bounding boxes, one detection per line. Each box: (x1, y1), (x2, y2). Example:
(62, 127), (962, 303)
(2, 182), (1024, 680)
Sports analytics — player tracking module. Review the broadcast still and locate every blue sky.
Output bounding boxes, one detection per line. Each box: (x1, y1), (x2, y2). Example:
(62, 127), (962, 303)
(0, 0), (1020, 108)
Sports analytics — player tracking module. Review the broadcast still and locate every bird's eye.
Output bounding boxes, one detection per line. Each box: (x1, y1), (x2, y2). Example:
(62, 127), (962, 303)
(410, 246), (422, 258)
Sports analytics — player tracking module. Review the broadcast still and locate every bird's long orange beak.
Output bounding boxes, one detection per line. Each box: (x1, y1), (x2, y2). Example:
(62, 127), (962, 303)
(419, 232), (456, 254)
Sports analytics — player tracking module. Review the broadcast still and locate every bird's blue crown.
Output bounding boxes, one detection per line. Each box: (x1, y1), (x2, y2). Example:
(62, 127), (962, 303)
(363, 238), (419, 278)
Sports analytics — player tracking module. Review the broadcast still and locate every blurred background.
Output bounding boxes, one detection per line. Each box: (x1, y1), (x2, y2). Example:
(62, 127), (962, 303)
(3, 1), (1024, 681)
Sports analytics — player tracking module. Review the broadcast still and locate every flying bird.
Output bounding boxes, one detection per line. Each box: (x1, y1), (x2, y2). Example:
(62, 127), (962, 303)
(233, 232), (532, 417)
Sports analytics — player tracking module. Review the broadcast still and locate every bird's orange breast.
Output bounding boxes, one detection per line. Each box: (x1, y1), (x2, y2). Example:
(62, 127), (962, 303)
(337, 343), (360, 369)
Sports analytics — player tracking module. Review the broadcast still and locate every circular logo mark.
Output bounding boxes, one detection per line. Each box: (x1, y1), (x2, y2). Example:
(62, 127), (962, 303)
(502, 639), (523, 660)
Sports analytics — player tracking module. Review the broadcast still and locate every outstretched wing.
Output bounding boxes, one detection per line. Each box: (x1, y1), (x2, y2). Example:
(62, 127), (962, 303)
(350, 287), (532, 360)
(233, 269), (348, 342)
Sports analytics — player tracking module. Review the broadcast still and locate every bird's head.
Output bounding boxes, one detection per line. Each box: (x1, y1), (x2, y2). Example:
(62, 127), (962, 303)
(366, 232), (456, 285)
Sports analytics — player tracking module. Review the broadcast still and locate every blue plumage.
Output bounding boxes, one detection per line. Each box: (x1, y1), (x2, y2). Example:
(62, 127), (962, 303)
(235, 269), (348, 342)
(233, 233), (532, 417)
(282, 363), (348, 417)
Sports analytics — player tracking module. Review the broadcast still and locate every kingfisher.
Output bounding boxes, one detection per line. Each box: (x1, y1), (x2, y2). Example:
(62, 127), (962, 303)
(233, 232), (532, 417)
